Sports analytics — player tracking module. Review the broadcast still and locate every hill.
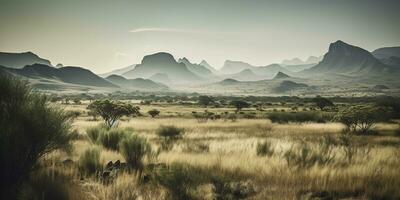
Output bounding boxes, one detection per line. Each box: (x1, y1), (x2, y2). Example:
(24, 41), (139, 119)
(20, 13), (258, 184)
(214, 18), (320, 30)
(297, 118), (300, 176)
(2, 64), (117, 88)
(0, 52), (52, 69)
(99, 65), (136, 77)
(178, 57), (213, 78)
(273, 72), (291, 79)
(122, 52), (201, 83)
(305, 40), (395, 75)
(105, 74), (168, 91)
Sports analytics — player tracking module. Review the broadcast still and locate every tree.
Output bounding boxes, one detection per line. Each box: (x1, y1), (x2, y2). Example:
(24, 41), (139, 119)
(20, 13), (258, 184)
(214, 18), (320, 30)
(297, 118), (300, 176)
(148, 109), (160, 118)
(230, 100), (250, 113)
(312, 96), (334, 110)
(198, 95), (214, 107)
(87, 100), (140, 128)
(0, 75), (73, 199)
(334, 105), (390, 134)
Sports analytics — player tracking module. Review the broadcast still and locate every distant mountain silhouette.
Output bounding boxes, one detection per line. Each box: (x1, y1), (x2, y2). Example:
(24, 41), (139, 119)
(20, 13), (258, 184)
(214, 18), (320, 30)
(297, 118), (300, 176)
(122, 52), (201, 83)
(372, 47), (400, 59)
(0, 52), (51, 69)
(219, 60), (255, 74)
(281, 56), (322, 65)
(106, 74), (168, 91)
(217, 78), (240, 85)
(100, 65), (136, 77)
(283, 63), (315, 72)
(253, 64), (292, 77)
(199, 60), (217, 73)
(229, 69), (263, 81)
(305, 40), (395, 75)
(273, 81), (308, 93)
(149, 73), (171, 84)
(178, 57), (213, 78)
(273, 72), (291, 79)
(372, 47), (400, 67)
(220, 60), (291, 78)
(2, 64), (117, 88)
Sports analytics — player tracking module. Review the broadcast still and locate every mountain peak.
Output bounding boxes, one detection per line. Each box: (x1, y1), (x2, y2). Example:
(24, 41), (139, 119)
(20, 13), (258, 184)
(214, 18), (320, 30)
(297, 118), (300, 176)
(141, 52), (176, 65)
(274, 71), (290, 79)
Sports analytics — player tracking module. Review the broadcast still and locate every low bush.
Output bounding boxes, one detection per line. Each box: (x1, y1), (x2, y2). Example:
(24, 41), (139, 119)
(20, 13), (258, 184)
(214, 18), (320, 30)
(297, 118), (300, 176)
(86, 124), (108, 144)
(256, 140), (275, 157)
(98, 129), (128, 151)
(119, 135), (151, 171)
(268, 111), (334, 123)
(156, 125), (184, 139)
(78, 148), (102, 176)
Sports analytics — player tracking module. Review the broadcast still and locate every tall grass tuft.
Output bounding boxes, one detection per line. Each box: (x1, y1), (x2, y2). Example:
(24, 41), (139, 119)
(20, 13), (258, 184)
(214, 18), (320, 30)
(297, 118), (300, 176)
(78, 148), (102, 176)
(256, 140), (275, 157)
(119, 135), (151, 171)
(97, 129), (128, 151)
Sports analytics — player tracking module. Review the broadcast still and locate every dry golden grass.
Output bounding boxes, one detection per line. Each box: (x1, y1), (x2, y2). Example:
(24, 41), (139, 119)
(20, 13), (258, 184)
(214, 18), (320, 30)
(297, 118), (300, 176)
(41, 104), (400, 199)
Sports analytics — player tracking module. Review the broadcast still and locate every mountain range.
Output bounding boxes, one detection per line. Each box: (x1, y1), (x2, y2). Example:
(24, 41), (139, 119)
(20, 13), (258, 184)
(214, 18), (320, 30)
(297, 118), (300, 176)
(1, 40), (399, 95)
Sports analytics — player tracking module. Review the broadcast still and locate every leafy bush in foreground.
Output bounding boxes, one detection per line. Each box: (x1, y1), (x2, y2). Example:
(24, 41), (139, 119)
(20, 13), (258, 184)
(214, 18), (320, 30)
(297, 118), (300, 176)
(0, 75), (73, 199)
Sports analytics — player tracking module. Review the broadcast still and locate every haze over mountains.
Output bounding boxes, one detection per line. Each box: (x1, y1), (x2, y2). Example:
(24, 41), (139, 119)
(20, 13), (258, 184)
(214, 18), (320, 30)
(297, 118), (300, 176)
(1, 40), (399, 96)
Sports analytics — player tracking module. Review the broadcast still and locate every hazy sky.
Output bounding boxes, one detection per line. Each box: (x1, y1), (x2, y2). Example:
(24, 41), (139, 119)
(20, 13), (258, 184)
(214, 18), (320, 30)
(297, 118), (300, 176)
(0, 0), (399, 73)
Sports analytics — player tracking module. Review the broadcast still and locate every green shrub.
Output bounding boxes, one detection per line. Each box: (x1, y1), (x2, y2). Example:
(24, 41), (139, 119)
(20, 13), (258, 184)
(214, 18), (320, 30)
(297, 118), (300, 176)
(19, 171), (73, 200)
(156, 125), (184, 139)
(119, 135), (151, 171)
(268, 111), (334, 123)
(78, 148), (102, 176)
(256, 140), (275, 157)
(0, 75), (73, 199)
(98, 129), (128, 151)
(86, 124), (108, 144)
(283, 139), (336, 168)
(156, 125), (184, 151)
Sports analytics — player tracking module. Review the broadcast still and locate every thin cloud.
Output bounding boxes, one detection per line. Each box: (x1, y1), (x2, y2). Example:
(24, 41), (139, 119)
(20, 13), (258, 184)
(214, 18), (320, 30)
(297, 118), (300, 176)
(129, 27), (242, 34)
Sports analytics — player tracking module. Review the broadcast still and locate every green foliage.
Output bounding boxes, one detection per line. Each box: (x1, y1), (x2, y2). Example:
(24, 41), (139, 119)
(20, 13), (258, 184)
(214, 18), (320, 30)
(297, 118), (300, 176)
(97, 128), (128, 151)
(156, 125), (184, 151)
(156, 125), (184, 139)
(312, 96), (334, 110)
(230, 100), (250, 113)
(198, 95), (214, 107)
(334, 105), (390, 134)
(154, 164), (206, 200)
(268, 111), (334, 123)
(256, 140), (275, 157)
(78, 148), (102, 176)
(0, 75), (73, 199)
(148, 109), (160, 118)
(283, 138), (336, 168)
(87, 100), (140, 128)
(375, 96), (400, 119)
(86, 124), (108, 143)
(19, 171), (72, 200)
(119, 135), (151, 171)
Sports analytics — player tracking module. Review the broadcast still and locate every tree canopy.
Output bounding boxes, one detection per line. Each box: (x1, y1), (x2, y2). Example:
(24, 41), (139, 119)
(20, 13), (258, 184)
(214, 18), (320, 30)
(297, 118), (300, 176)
(87, 100), (140, 127)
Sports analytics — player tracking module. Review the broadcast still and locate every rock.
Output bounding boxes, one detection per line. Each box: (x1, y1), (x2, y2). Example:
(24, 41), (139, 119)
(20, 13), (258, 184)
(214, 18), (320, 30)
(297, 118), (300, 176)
(105, 161), (113, 170)
(113, 160), (121, 169)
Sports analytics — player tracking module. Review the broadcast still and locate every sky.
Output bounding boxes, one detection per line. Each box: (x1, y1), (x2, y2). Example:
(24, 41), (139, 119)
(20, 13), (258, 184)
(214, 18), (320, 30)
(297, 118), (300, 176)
(0, 0), (399, 73)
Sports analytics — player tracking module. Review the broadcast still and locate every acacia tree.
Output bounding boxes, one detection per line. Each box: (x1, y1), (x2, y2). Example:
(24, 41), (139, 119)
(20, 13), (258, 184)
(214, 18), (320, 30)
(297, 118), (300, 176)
(312, 96), (334, 110)
(0, 75), (73, 199)
(148, 109), (160, 118)
(87, 100), (140, 128)
(230, 100), (250, 113)
(198, 95), (214, 107)
(334, 105), (389, 134)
